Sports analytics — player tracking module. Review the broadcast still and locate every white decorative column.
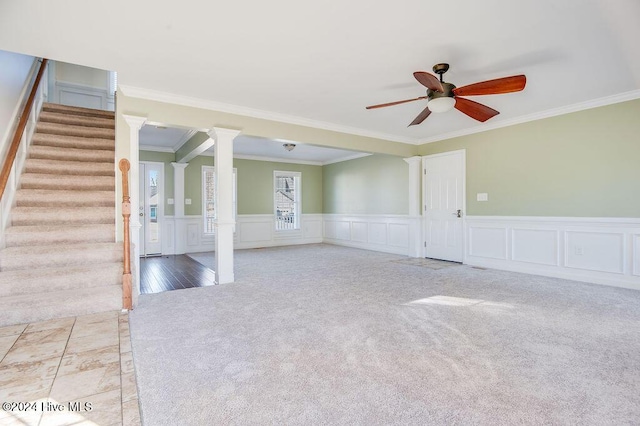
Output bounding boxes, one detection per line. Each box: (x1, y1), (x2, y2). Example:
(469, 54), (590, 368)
(122, 115), (146, 305)
(404, 156), (423, 257)
(209, 127), (240, 284)
(171, 162), (189, 255)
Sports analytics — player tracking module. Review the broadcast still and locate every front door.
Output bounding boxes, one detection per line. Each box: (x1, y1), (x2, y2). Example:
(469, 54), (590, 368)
(423, 150), (465, 262)
(139, 162), (163, 256)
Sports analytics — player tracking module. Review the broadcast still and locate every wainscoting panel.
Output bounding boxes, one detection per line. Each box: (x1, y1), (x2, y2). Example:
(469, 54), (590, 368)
(511, 228), (559, 266)
(55, 81), (109, 110)
(161, 214), (323, 255)
(468, 227), (508, 260)
(465, 217), (640, 290)
(323, 215), (421, 256)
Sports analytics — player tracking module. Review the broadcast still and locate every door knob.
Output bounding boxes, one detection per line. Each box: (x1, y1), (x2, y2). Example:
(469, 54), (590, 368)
(452, 209), (462, 218)
(139, 213), (144, 217)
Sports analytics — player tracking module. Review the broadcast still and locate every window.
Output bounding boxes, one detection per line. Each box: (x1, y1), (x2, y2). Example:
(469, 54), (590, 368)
(203, 166), (237, 234)
(274, 171), (301, 231)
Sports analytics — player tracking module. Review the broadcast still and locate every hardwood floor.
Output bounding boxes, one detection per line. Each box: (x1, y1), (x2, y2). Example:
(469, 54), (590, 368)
(140, 255), (216, 294)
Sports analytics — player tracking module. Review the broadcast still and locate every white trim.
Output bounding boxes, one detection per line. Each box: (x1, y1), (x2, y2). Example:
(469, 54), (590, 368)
(119, 84), (416, 144)
(465, 216), (640, 225)
(139, 144), (175, 153)
(234, 154), (322, 166)
(202, 165), (238, 234)
(421, 89), (640, 145)
(321, 153), (372, 165)
(172, 129), (198, 152)
(137, 150), (371, 167)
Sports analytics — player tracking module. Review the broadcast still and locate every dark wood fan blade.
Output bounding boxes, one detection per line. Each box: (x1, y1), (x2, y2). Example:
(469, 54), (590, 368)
(454, 97), (499, 122)
(453, 75), (526, 96)
(413, 72), (444, 92)
(408, 106), (432, 126)
(366, 96), (428, 109)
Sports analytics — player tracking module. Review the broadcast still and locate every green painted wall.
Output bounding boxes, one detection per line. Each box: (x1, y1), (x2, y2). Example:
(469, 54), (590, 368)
(141, 153), (323, 216)
(418, 98), (640, 217)
(323, 154), (409, 215)
(234, 159), (323, 214)
(139, 151), (175, 216)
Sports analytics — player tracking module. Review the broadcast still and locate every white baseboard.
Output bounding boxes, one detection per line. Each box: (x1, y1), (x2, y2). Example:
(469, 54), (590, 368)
(465, 216), (640, 290)
(54, 81), (110, 111)
(322, 214), (422, 257)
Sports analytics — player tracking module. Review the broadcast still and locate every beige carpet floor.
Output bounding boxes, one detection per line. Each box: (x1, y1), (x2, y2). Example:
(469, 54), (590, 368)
(131, 244), (640, 425)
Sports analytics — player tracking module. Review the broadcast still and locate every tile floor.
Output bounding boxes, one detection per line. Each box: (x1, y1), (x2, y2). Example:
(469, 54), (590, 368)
(0, 311), (141, 426)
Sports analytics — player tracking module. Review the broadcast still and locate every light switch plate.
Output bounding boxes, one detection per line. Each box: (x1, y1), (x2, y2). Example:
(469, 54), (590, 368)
(167, 198), (174, 205)
(477, 193), (488, 202)
(185, 199), (192, 205)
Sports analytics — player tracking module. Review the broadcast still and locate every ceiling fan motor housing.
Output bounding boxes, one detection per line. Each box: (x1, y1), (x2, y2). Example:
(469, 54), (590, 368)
(428, 82), (456, 101)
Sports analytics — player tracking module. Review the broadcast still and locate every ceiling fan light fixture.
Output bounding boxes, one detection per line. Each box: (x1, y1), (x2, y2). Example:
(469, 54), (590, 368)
(428, 97), (456, 113)
(283, 143), (296, 151)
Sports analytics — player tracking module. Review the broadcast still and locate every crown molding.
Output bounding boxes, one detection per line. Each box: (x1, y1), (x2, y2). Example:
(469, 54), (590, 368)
(139, 144), (174, 153)
(233, 154), (322, 166)
(322, 152), (372, 165)
(119, 84), (417, 145)
(419, 89), (640, 145)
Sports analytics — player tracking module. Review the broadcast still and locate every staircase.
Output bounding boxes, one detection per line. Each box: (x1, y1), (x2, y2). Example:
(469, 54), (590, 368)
(0, 103), (123, 327)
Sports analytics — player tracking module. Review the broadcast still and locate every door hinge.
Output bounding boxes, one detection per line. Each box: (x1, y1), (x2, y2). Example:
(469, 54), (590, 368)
(423, 169), (426, 175)
(424, 241), (427, 247)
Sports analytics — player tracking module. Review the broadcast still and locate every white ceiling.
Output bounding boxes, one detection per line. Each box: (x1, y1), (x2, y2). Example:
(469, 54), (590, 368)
(1, 1), (639, 144)
(139, 125), (369, 165)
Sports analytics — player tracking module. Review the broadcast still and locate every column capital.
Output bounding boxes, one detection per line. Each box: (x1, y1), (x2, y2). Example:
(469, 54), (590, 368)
(403, 156), (422, 165)
(170, 162), (189, 169)
(207, 127), (242, 142)
(122, 114), (147, 131)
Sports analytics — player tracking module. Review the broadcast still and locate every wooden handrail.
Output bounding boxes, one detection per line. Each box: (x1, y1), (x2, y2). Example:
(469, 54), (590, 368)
(0, 58), (48, 200)
(119, 158), (132, 310)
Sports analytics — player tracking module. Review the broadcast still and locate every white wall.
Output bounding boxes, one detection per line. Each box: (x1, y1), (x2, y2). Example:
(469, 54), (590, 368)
(0, 51), (36, 159)
(50, 61), (114, 111)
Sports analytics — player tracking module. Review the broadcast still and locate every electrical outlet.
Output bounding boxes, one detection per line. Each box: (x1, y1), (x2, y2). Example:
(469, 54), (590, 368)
(477, 193), (488, 202)
(185, 199), (192, 205)
(574, 246), (584, 255)
(167, 198), (174, 205)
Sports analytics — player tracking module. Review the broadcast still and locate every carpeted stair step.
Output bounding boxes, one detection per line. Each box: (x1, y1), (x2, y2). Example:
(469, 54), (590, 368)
(15, 189), (114, 207)
(32, 133), (114, 151)
(20, 173), (114, 191)
(4, 223), (115, 247)
(11, 206), (114, 226)
(0, 286), (122, 328)
(36, 122), (115, 139)
(29, 145), (114, 163)
(42, 102), (115, 120)
(0, 242), (123, 271)
(24, 158), (115, 176)
(0, 263), (122, 297)
(38, 111), (114, 129)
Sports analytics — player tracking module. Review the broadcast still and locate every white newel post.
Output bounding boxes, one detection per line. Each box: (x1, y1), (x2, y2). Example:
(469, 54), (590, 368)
(404, 156), (423, 257)
(209, 127), (240, 284)
(122, 115), (146, 305)
(171, 162), (189, 255)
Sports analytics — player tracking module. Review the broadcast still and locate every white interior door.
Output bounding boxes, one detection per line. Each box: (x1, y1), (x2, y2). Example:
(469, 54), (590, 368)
(423, 150), (465, 262)
(139, 162), (163, 256)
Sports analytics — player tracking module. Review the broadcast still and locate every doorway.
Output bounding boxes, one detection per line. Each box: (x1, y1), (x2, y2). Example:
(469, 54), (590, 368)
(139, 162), (164, 256)
(422, 150), (465, 262)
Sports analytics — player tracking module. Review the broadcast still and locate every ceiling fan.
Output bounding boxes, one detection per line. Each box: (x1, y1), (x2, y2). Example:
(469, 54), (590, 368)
(366, 63), (526, 126)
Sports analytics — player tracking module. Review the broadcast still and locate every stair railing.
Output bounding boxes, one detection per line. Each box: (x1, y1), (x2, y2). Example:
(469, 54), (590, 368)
(119, 158), (133, 310)
(0, 58), (48, 201)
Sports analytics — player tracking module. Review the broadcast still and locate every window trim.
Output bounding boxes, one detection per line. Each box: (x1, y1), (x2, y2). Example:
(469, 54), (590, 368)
(273, 170), (302, 231)
(202, 166), (237, 235)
